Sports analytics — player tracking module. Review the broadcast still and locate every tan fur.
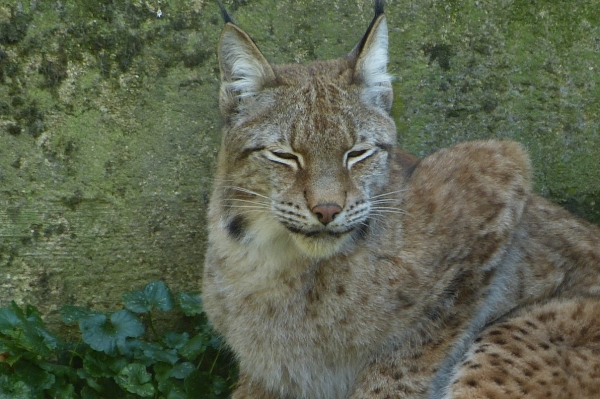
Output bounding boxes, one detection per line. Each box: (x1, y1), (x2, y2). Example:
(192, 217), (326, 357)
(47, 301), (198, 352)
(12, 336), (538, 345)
(202, 5), (600, 399)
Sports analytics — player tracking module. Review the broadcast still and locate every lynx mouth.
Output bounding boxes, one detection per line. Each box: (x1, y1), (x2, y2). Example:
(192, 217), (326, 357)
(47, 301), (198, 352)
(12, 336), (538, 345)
(281, 223), (362, 258)
(283, 225), (354, 238)
(289, 231), (349, 258)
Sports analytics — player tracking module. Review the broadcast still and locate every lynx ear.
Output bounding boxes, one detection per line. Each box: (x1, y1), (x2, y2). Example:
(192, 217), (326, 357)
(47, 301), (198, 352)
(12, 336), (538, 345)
(351, 12), (392, 113)
(218, 23), (276, 116)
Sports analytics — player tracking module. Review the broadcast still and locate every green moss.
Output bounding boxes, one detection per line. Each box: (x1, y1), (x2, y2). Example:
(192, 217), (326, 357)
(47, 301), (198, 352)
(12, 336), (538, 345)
(0, 10), (31, 44)
(39, 54), (68, 88)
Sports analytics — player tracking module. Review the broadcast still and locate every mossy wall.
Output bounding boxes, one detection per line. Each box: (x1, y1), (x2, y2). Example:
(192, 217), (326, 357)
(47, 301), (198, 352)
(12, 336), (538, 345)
(0, 0), (598, 329)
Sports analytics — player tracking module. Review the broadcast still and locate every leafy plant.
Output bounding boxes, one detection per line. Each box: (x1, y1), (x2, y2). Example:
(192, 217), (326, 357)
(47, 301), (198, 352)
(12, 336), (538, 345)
(0, 281), (237, 398)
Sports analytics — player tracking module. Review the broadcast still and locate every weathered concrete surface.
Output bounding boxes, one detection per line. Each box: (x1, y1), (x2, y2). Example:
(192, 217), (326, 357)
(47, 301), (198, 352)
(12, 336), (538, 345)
(0, 0), (598, 330)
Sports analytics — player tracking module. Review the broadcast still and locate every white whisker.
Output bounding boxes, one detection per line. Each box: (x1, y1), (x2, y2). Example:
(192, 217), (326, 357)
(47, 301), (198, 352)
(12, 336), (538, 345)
(368, 189), (408, 200)
(225, 205), (270, 210)
(371, 207), (412, 217)
(369, 199), (400, 205)
(224, 186), (272, 200)
(229, 198), (272, 206)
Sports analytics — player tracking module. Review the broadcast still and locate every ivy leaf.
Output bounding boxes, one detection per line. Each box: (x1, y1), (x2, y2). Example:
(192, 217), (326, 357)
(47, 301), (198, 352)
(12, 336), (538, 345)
(177, 292), (203, 316)
(79, 310), (144, 355)
(123, 281), (175, 314)
(116, 363), (155, 397)
(163, 332), (189, 350)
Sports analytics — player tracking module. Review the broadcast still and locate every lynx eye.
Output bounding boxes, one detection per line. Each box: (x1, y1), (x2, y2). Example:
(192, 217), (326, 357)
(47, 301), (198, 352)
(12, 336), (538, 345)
(348, 150), (368, 158)
(264, 150), (302, 169)
(271, 151), (298, 160)
(345, 148), (376, 169)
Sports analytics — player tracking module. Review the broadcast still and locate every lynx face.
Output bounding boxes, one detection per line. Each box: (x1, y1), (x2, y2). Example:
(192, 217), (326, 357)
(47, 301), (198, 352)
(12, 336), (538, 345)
(214, 7), (395, 258)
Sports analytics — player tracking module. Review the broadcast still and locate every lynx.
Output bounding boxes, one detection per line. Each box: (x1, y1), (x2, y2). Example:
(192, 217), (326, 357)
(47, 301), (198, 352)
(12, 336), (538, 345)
(202, 1), (600, 398)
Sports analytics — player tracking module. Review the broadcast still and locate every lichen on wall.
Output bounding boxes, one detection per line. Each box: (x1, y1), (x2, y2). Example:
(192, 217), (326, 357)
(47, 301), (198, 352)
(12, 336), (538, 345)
(0, 0), (598, 330)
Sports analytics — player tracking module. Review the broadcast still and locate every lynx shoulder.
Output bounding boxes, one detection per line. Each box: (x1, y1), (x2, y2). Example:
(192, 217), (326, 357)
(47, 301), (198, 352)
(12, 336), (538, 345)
(202, 2), (600, 398)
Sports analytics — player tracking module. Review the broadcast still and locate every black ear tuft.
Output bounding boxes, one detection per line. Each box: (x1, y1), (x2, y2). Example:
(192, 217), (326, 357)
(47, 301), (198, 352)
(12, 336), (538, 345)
(374, 0), (385, 17)
(216, 0), (234, 24)
(357, 0), (386, 55)
(350, 0), (391, 112)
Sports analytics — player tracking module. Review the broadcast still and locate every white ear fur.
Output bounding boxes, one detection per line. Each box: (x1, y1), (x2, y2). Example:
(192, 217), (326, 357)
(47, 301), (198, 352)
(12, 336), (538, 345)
(354, 16), (393, 112)
(219, 24), (276, 114)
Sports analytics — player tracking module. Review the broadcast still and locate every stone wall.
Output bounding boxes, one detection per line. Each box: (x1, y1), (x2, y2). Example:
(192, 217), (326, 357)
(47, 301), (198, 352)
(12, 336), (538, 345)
(0, 0), (598, 330)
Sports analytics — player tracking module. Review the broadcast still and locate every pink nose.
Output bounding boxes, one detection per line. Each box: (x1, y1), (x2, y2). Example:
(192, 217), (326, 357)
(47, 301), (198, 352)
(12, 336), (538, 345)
(311, 203), (342, 225)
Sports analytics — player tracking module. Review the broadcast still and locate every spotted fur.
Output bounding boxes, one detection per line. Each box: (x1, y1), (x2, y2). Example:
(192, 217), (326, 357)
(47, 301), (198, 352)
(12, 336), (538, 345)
(202, 2), (600, 398)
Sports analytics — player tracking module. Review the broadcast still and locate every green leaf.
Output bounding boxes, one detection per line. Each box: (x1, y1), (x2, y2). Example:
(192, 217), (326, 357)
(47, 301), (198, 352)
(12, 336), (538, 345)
(163, 332), (189, 350)
(178, 333), (207, 360)
(144, 281), (175, 312)
(177, 292), (203, 316)
(158, 379), (191, 399)
(79, 310), (144, 355)
(170, 362), (195, 379)
(13, 361), (55, 391)
(124, 280), (175, 314)
(23, 305), (44, 327)
(184, 370), (212, 398)
(134, 341), (179, 365)
(76, 369), (104, 392)
(122, 291), (151, 314)
(0, 377), (35, 399)
(116, 363), (155, 397)
(110, 310), (145, 339)
(198, 324), (223, 351)
(211, 375), (228, 395)
(80, 386), (103, 399)
(39, 362), (78, 380)
(0, 307), (20, 331)
(0, 302), (58, 358)
(47, 377), (75, 399)
(83, 353), (114, 378)
(82, 351), (129, 378)
(158, 379), (187, 399)
(153, 362), (173, 382)
(79, 314), (115, 354)
(5, 354), (22, 367)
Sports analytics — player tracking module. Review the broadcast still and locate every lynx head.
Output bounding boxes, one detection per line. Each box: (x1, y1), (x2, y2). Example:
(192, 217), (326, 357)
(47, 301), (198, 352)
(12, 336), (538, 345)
(213, 1), (397, 259)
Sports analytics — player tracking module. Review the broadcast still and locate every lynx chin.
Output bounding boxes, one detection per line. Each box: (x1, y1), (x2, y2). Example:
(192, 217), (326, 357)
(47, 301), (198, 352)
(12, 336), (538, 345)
(202, 1), (600, 398)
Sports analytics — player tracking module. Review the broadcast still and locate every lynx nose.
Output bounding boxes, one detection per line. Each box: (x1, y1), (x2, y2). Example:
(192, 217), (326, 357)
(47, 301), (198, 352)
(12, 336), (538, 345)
(311, 203), (342, 225)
